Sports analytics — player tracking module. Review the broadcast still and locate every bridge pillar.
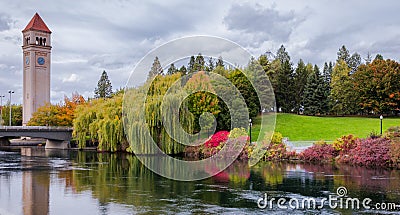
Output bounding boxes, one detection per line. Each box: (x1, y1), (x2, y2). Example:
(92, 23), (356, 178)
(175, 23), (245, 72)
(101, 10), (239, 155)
(45, 139), (70, 149)
(0, 137), (10, 146)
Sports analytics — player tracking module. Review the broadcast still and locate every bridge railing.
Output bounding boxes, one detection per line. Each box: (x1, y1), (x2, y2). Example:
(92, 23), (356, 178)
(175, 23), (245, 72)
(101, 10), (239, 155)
(0, 126), (73, 131)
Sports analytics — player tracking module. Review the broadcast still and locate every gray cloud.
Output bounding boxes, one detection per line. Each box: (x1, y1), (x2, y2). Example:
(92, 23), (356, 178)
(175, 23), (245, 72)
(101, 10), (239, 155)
(0, 14), (12, 31)
(224, 3), (307, 43)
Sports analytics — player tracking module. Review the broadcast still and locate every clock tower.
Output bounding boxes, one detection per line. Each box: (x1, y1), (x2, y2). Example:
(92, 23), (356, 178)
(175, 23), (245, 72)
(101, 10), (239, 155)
(22, 13), (51, 125)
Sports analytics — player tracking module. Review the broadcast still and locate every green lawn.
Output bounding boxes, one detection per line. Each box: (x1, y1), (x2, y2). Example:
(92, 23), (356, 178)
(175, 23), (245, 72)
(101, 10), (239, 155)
(251, 113), (400, 141)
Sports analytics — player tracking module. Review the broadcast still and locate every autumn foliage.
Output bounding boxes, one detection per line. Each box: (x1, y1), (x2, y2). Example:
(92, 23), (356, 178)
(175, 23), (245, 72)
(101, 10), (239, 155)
(299, 141), (337, 163)
(28, 93), (85, 126)
(353, 59), (400, 114)
(338, 137), (391, 167)
(204, 131), (229, 148)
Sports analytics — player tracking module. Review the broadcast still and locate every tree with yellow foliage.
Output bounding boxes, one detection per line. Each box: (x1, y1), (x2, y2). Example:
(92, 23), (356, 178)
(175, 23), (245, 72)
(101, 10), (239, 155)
(27, 93), (85, 127)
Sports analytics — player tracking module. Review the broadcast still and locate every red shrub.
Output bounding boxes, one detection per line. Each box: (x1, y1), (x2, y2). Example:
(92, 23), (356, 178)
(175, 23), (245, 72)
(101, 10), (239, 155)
(390, 142), (400, 168)
(340, 137), (391, 167)
(205, 131), (229, 148)
(299, 143), (336, 163)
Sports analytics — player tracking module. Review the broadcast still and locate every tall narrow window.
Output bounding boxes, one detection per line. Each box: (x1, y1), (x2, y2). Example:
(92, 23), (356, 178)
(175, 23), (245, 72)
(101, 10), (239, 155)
(36, 37), (39, 45)
(43, 38), (46, 46)
(40, 37), (43, 46)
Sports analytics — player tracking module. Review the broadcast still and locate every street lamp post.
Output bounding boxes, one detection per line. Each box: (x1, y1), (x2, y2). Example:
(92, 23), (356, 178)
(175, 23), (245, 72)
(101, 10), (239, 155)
(380, 115), (383, 136)
(8, 90), (14, 126)
(0, 95), (4, 126)
(249, 118), (252, 143)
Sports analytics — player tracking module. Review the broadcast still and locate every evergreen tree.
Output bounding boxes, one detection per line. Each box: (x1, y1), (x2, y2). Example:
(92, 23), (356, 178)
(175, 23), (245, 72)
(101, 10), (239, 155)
(273, 45), (296, 112)
(178, 65), (187, 75)
(303, 69), (319, 115)
(322, 61), (333, 112)
(337, 45), (350, 64)
(348, 52), (361, 74)
(302, 65), (329, 115)
(275, 59), (296, 112)
(188, 56), (195, 73)
(317, 66), (331, 114)
(206, 57), (215, 72)
(167, 63), (177, 75)
(194, 53), (205, 71)
(329, 62), (334, 80)
(276, 45), (290, 63)
(337, 45), (361, 74)
(375, 54), (384, 60)
(322, 61), (333, 84)
(293, 59), (311, 113)
(216, 56), (224, 68)
(148, 56), (163, 80)
(94, 70), (113, 98)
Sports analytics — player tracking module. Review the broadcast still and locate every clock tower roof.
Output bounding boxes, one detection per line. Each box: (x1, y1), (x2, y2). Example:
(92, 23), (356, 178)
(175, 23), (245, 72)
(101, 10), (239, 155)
(22, 13), (51, 33)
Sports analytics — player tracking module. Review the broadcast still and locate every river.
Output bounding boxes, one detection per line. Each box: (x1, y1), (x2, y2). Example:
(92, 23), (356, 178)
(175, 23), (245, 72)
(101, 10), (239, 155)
(0, 148), (399, 214)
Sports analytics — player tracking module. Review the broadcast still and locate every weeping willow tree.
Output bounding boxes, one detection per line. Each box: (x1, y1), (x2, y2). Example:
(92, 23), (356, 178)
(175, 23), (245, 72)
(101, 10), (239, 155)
(73, 94), (125, 152)
(124, 73), (195, 155)
(75, 71), (219, 154)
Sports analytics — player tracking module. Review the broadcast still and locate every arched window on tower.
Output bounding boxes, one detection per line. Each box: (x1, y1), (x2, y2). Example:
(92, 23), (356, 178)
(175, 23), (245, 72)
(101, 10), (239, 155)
(39, 37), (43, 46)
(43, 38), (46, 46)
(36, 37), (39, 45)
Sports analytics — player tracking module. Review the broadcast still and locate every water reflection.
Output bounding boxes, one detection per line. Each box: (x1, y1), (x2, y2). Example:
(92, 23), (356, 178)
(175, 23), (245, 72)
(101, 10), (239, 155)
(21, 149), (47, 215)
(0, 149), (399, 214)
(22, 171), (49, 215)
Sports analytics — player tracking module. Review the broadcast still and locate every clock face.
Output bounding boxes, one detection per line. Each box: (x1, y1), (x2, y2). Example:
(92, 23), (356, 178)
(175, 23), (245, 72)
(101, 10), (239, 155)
(37, 57), (45, 65)
(25, 57), (29, 65)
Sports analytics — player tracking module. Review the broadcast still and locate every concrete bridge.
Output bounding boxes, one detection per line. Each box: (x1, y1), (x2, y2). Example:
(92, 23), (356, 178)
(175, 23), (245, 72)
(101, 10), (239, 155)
(0, 126), (73, 149)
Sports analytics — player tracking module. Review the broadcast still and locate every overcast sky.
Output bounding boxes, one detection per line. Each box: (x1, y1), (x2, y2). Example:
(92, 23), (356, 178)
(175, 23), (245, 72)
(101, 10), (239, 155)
(0, 0), (400, 104)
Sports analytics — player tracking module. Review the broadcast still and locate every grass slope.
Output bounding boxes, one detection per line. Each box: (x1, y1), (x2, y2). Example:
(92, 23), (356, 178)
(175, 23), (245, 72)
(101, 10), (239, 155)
(252, 113), (400, 141)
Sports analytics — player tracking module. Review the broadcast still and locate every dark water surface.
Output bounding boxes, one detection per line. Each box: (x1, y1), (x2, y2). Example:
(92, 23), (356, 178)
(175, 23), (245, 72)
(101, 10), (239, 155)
(0, 148), (400, 215)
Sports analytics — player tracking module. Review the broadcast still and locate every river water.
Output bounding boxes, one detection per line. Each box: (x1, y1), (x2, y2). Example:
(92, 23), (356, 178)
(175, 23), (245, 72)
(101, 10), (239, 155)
(0, 148), (400, 215)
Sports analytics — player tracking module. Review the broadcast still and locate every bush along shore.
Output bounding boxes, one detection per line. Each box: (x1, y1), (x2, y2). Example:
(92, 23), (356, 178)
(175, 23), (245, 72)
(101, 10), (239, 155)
(281, 126), (400, 169)
(184, 126), (400, 169)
